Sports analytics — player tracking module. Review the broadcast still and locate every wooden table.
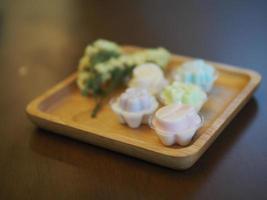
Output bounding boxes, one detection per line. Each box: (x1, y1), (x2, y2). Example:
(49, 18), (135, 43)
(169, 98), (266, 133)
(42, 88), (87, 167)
(1, 1), (266, 199)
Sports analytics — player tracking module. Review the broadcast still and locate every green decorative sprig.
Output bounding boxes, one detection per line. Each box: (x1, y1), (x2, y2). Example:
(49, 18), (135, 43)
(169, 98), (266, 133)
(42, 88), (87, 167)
(77, 39), (171, 118)
(89, 50), (120, 69)
(89, 67), (133, 118)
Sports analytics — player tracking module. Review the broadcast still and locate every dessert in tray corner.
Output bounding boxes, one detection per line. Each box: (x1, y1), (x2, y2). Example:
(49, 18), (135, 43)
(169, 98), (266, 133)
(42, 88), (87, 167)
(77, 39), (218, 147)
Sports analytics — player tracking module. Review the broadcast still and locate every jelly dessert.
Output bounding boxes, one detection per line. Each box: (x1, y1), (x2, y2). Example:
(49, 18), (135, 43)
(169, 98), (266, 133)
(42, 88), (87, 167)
(150, 104), (202, 146)
(110, 88), (159, 128)
(128, 63), (168, 95)
(160, 81), (207, 111)
(172, 59), (217, 92)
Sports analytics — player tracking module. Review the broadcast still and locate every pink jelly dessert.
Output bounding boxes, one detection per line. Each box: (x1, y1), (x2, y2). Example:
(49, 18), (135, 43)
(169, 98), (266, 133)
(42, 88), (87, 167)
(110, 88), (159, 128)
(150, 103), (202, 146)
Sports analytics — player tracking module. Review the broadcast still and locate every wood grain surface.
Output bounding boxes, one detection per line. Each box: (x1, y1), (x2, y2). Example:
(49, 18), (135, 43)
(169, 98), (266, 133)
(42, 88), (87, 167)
(0, 0), (267, 199)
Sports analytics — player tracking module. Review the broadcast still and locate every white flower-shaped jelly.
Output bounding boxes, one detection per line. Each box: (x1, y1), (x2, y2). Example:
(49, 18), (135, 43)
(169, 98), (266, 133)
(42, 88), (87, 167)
(128, 63), (168, 95)
(110, 88), (159, 128)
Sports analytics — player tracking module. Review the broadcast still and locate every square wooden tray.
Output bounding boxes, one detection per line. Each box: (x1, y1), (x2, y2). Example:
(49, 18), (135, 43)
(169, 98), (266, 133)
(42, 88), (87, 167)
(26, 46), (261, 169)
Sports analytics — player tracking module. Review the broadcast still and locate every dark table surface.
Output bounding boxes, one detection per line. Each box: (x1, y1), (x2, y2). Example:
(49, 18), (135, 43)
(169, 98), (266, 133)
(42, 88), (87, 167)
(0, 0), (267, 199)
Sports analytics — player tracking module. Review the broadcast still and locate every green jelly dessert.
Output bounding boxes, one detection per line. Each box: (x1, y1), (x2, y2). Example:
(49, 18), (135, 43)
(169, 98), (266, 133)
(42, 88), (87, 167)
(160, 81), (207, 111)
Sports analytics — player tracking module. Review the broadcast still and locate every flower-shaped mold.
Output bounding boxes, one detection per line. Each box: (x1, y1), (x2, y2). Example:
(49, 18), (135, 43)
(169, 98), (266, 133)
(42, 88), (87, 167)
(172, 59), (217, 92)
(110, 88), (159, 128)
(150, 104), (203, 146)
(160, 81), (207, 112)
(128, 63), (168, 95)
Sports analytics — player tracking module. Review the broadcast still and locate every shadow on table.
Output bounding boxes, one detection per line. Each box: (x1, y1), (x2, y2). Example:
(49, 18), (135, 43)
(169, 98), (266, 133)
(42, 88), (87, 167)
(29, 98), (258, 199)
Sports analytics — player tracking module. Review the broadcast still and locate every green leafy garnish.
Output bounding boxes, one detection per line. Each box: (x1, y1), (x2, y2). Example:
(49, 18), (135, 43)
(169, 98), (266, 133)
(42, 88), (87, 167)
(77, 39), (171, 118)
(82, 73), (104, 96)
(90, 50), (120, 69)
(90, 66), (133, 118)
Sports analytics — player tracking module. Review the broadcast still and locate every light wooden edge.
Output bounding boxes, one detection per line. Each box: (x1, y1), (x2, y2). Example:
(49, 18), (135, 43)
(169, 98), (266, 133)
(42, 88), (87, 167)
(26, 47), (262, 169)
